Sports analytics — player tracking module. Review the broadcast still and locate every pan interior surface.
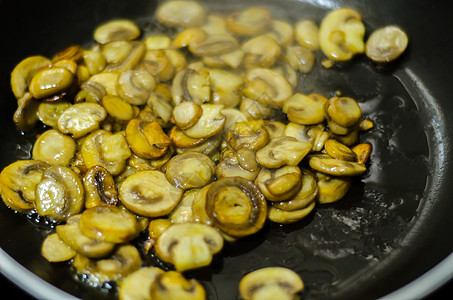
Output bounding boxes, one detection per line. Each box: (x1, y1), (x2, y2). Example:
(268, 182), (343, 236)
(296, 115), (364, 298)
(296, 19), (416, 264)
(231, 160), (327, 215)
(0, 0), (452, 299)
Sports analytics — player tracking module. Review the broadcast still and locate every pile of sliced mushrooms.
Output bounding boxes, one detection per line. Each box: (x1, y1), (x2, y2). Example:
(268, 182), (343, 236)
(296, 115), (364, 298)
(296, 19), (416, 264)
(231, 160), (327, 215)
(0, 1), (408, 299)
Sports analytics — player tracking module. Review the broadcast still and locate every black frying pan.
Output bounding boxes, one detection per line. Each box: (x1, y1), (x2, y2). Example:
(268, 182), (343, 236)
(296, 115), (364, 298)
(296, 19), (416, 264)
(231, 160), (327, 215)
(1, 0), (453, 299)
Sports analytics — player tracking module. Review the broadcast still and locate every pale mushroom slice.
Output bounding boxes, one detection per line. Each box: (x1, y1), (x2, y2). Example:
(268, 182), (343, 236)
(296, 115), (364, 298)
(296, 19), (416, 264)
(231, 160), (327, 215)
(13, 92), (40, 131)
(295, 20), (320, 50)
(365, 25), (409, 63)
(284, 123), (329, 152)
(56, 214), (116, 258)
(82, 130), (131, 176)
(57, 103), (107, 138)
(221, 108), (248, 134)
(209, 68), (244, 108)
(118, 170), (183, 217)
(242, 68), (292, 108)
(171, 68), (211, 105)
(79, 206), (140, 243)
(283, 45), (315, 74)
(83, 165), (119, 208)
(28, 66), (74, 100)
(147, 219), (173, 245)
(265, 19), (294, 48)
(104, 41), (146, 72)
(226, 7), (271, 36)
(155, 223), (223, 272)
(119, 267), (165, 300)
(169, 189), (198, 224)
(261, 120), (286, 139)
(189, 35), (239, 57)
(308, 154), (366, 177)
(271, 169), (318, 211)
(76, 80), (106, 103)
(11, 55), (51, 99)
(203, 177), (267, 237)
(0, 160), (49, 212)
(35, 166), (84, 221)
(175, 133), (222, 156)
(255, 166), (302, 202)
(145, 34), (172, 50)
(156, 0), (207, 28)
(268, 200), (316, 224)
(271, 61), (298, 89)
(226, 120), (270, 151)
(240, 97), (274, 120)
(150, 271), (206, 300)
(216, 148), (260, 181)
(83, 48), (107, 75)
(88, 71), (119, 95)
(100, 95), (135, 122)
(169, 125), (206, 148)
(102, 40), (133, 64)
(172, 101), (203, 130)
(72, 244), (142, 284)
(319, 8), (365, 61)
(32, 129), (76, 166)
(256, 137), (312, 169)
(94, 19), (140, 44)
(37, 101), (71, 128)
(125, 119), (171, 159)
(41, 233), (76, 263)
(242, 35), (281, 69)
(239, 267), (304, 300)
(325, 96), (362, 128)
(324, 139), (356, 161)
(143, 50), (176, 82)
(183, 104), (225, 139)
(315, 171), (351, 204)
(283, 93), (327, 125)
(165, 152), (216, 190)
(116, 66), (156, 105)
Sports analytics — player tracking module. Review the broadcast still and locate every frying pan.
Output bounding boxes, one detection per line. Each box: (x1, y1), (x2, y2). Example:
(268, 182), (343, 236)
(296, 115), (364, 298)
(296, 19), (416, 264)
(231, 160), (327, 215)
(0, 0), (452, 299)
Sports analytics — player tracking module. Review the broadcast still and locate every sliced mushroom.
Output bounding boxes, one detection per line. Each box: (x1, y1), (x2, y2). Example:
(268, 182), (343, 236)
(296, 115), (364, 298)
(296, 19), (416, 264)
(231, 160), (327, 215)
(216, 148), (260, 181)
(0, 160), (49, 212)
(102, 40), (133, 64)
(169, 125), (206, 148)
(116, 66), (156, 105)
(173, 28), (208, 48)
(94, 19), (140, 44)
(72, 244), (142, 284)
(150, 271), (206, 300)
(119, 170), (183, 217)
(11, 55), (51, 99)
(127, 146), (174, 171)
(319, 8), (365, 61)
(165, 152), (216, 190)
(256, 137), (312, 169)
(284, 123), (329, 152)
(171, 68), (211, 105)
(271, 61), (298, 89)
(88, 71), (119, 95)
(100, 95), (135, 122)
(83, 165), (118, 208)
(148, 218), (173, 243)
(105, 41), (146, 72)
(255, 166), (302, 202)
(365, 25), (409, 63)
(324, 139), (356, 161)
(82, 130), (131, 175)
(35, 166), (84, 221)
(239, 267), (304, 300)
(325, 96), (362, 128)
(221, 108), (248, 134)
(156, 0), (207, 28)
(295, 20), (320, 50)
(79, 206), (140, 243)
(83, 48), (107, 75)
(308, 154), (366, 177)
(240, 97), (274, 120)
(13, 92), (40, 131)
(32, 129), (76, 166)
(172, 101), (203, 130)
(37, 101), (72, 128)
(271, 169), (318, 211)
(226, 120), (270, 151)
(242, 35), (281, 69)
(226, 7), (271, 36)
(57, 103), (107, 138)
(41, 233), (76, 263)
(143, 50), (176, 82)
(145, 34), (172, 50)
(204, 48), (245, 69)
(164, 49), (188, 72)
(265, 19), (294, 48)
(75, 80), (106, 103)
(242, 68), (292, 108)
(183, 104), (225, 139)
(268, 201), (316, 224)
(28, 66), (74, 100)
(125, 119), (171, 159)
(169, 189), (198, 224)
(52, 45), (83, 63)
(315, 171), (351, 204)
(261, 120), (286, 139)
(329, 126), (359, 145)
(284, 45), (315, 74)
(283, 93), (327, 125)
(204, 177), (267, 237)
(155, 223), (223, 271)
(56, 214), (116, 258)
(359, 119), (374, 131)
(189, 35), (239, 57)
(352, 142), (372, 165)
(209, 68), (243, 108)
(119, 267), (165, 300)
(175, 133), (222, 156)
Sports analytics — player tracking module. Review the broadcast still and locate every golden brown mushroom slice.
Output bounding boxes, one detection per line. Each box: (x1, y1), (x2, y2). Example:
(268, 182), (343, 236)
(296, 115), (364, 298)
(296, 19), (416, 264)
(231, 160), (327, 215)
(72, 244), (142, 284)
(150, 271), (206, 300)
(220, 108), (248, 134)
(216, 148), (260, 181)
(119, 267), (165, 300)
(295, 20), (320, 51)
(325, 96), (362, 128)
(365, 25), (409, 63)
(171, 68), (211, 105)
(94, 19), (140, 44)
(319, 8), (365, 61)
(13, 92), (41, 131)
(79, 206), (140, 243)
(169, 125), (206, 148)
(83, 165), (119, 208)
(209, 68), (244, 108)
(119, 170), (183, 217)
(28, 66), (74, 100)
(32, 129), (76, 166)
(239, 267), (304, 300)
(102, 40), (133, 64)
(255, 166), (302, 202)
(155, 223), (223, 272)
(261, 120), (286, 139)
(37, 101), (71, 128)
(352, 142), (372, 165)
(308, 154), (366, 177)
(226, 7), (271, 36)
(242, 35), (281, 69)
(41, 233), (76, 263)
(315, 171), (351, 204)
(165, 152), (216, 190)
(35, 166), (84, 221)
(324, 139), (357, 161)
(125, 119), (171, 159)
(0, 160), (49, 212)
(11, 55), (51, 99)
(175, 133), (222, 157)
(240, 97), (274, 120)
(116, 66), (156, 105)
(204, 177), (267, 238)
(81, 130), (131, 176)
(143, 49), (176, 82)
(156, 0), (207, 28)
(256, 137), (312, 169)
(172, 101), (203, 130)
(100, 95), (135, 122)
(283, 93), (327, 125)
(226, 120), (270, 151)
(284, 123), (330, 152)
(88, 71), (119, 95)
(183, 104), (225, 139)
(56, 214), (116, 258)
(57, 102), (107, 138)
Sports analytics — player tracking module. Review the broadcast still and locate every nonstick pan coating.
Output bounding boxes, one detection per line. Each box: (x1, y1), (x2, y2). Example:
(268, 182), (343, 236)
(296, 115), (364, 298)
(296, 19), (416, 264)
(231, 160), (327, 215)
(0, 0), (452, 299)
